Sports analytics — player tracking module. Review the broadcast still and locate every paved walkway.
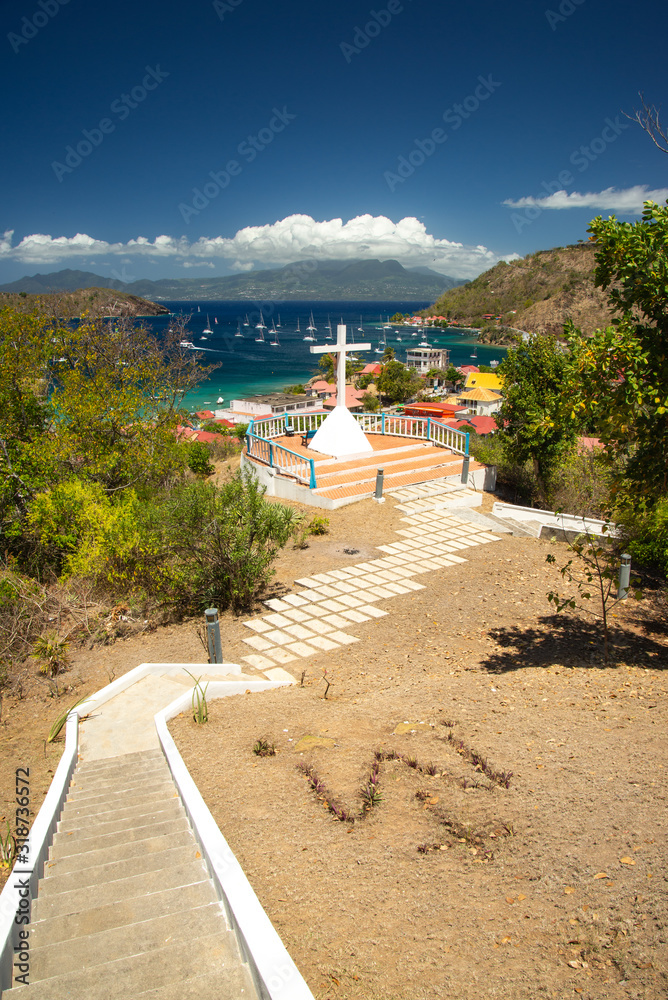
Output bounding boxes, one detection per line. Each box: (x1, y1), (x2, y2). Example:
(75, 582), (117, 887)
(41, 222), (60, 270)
(239, 480), (501, 673)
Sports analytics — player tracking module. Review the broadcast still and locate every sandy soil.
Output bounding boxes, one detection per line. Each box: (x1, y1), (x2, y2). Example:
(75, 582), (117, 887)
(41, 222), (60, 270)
(2, 490), (666, 1000)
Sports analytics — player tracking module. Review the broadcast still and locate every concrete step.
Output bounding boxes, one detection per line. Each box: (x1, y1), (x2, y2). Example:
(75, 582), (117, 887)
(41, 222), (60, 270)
(62, 786), (181, 823)
(72, 756), (168, 784)
(314, 461), (480, 500)
(43, 829), (196, 880)
(76, 749), (165, 773)
(130, 967), (258, 999)
(38, 843), (197, 897)
(7, 930), (254, 998)
(56, 798), (184, 838)
(30, 880), (218, 947)
(65, 776), (177, 805)
(29, 902), (230, 979)
(32, 860), (211, 921)
(50, 815), (191, 861)
(315, 451), (462, 488)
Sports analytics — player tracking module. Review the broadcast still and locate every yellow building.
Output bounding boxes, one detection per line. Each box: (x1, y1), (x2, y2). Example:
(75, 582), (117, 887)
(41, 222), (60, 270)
(464, 372), (503, 392)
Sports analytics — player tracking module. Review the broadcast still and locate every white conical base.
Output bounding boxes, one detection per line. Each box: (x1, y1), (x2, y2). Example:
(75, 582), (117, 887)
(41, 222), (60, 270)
(308, 406), (373, 458)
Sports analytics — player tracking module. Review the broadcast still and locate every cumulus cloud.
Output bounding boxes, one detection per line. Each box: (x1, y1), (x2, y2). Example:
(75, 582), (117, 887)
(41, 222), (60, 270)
(0, 215), (519, 279)
(503, 185), (668, 213)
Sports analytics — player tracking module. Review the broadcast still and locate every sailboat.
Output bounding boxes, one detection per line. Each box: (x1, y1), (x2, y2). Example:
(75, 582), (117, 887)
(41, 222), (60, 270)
(255, 313), (266, 342)
(276, 314), (282, 328)
(303, 312), (316, 342)
(235, 320), (243, 338)
(325, 315), (333, 340)
(201, 314), (213, 339)
(270, 321), (280, 347)
(197, 306), (201, 313)
(383, 315), (392, 330)
(471, 345), (478, 359)
(243, 314), (249, 327)
(296, 317), (301, 335)
(419, 334), (431, 347)
(214, 317), (218, 325)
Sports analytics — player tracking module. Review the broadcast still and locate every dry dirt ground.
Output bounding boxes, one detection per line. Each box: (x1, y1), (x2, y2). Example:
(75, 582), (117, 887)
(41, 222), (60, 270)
(2, 490), (667, 1000)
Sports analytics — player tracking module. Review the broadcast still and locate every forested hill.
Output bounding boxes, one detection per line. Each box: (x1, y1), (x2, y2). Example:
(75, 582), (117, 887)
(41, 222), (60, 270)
(0, 287), (169, 318)
(424, 243), (614, 337)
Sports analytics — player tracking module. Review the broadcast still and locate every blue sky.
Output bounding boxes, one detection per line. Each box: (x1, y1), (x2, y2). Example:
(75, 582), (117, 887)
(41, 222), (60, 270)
(1, 0), (666, 283)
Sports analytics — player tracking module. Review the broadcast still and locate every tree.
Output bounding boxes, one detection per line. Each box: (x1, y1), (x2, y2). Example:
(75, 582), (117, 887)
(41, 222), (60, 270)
(625, 93), (668, 155)
(445, 364), (463, 387)
(496, 333), (576, 489)
(390, 312), (405, 323)
(360, 391), (380, 412)
(376, 361), (422, 404)
(566, 200), (668, 500)
(382, 346), (395, 362)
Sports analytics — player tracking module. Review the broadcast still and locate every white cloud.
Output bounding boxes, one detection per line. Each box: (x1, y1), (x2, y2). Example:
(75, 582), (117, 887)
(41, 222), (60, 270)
(0, 215), (519, 279)
(182, 260), (215, 268)
(503, 185), (668, 213)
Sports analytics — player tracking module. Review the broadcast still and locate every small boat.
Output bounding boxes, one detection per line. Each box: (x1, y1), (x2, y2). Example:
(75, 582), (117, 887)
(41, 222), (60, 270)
(419, 338), (431, 347)
(325, 316), (333, 340)
(357, 315), (364, 332)
(235, 320), (243, 338)
(303, 312), (316, 342)
(203, 315), (213, 334)
(179, 339), (196, 349)
(197, 306), (201, 313)
(296, 317), (301, 334)
(471, 347), (478, 358)
(374, 338), (383, 355)
(276, 314), (282, 328)
(490, 359), (499, 368)
(214, 317), (218, 325)
(270, 322), (280, 347)
(217, 396), (224, 404)
(255, 313), (266, 342)
(243, 314), (249, 326)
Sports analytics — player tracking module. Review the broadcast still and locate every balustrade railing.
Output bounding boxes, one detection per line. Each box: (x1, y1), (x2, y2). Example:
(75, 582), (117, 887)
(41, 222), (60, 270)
(428, 419), (469, 456)
(246, 433), (316, 488)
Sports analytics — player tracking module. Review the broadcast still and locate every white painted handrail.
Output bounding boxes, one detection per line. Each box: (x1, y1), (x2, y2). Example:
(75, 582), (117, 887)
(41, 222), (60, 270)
(155, 684), (315, 1000)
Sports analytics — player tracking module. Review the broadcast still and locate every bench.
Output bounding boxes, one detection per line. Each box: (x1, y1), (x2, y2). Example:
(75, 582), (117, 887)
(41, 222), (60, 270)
(301, 428), (317, 448)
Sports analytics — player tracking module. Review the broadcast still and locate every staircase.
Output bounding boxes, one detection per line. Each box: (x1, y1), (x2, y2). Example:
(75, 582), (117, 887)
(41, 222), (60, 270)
(312, 444), (483, 502)
(8, 750), (257, 999)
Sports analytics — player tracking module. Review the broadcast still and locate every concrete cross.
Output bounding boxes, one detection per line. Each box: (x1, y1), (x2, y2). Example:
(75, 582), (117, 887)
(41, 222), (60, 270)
(307, 324), (374, 459)
(310, 324), (370, 407)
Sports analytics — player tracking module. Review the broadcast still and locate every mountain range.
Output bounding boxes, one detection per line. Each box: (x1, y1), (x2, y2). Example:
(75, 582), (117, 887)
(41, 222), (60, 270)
(0, 259), (464, 301)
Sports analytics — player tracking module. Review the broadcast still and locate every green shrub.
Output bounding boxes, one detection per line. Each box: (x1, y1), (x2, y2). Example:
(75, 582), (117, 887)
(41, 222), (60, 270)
(187, 442), (215, 477)
(617, 498), (668, 577)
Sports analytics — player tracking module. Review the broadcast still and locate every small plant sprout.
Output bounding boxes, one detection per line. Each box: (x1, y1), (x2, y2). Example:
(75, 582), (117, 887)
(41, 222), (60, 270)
(184, 670), (209, 724)
(253, 738), (276, 757)
(0, 821), (16, 868)
(546, 525), (642, 664)
(32, 635), (70, 678)
(321, 667), (331, 700)
(360, 761), (383, 811)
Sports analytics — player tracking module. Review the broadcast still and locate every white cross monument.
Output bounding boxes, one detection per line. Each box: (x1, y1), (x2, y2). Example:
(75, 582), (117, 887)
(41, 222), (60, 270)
(308, 324), (373, 458)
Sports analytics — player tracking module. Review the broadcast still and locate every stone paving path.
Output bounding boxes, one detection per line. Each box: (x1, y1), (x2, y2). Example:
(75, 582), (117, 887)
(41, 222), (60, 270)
(240, 482), (501, 672)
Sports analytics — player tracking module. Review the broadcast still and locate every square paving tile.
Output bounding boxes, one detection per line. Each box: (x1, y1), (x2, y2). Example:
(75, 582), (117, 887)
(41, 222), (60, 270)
(241, 653), (277, 670)
(402, 579), (426, 591)
(264, 613), (293, 627)
(281, 594), (309, 607)
(303, 618), (337, 634)
(366, 586), (396, 599)
(345, 589), (379, 604)
(330, 582), (354, 594)
(286, 642), (319, 657)
(326, 631), (359, 645)
(375, 570), (404, 582)
(243, 635), (274, 651)
(243, 620), (272, 633)
(316, 585), (344, 598)
(430, 556), (458, 567)
(263, 629), (294, 646)
(282, 609), (310, 623)
(268, 647), (298, 664)
(284, 624), (317, 640)
(298, 588), (326, 601)
(311, 572), (336, 583)
(307, 635), (340, 651)
(298, 603), (329, 617)
(264, 598), (292, 612)
(359, 573), (386, 585)
(320, 599), (347, 612)
(384, 582), (412, 594)
(323, 614), (351, 628)
(334, 595), (365, 609)
(326, 569), (350, 580)
(339, 609), (370, 623)
(447, 554), (467, 564)
(295, 577), (320, 587)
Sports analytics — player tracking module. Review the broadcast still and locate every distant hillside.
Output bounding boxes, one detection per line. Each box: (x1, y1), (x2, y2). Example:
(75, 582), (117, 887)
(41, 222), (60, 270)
(0, 287), (169, 318)
(0, 269), (126, 294)
(1, 260), (465, 302)
(424, 243), (613, 337)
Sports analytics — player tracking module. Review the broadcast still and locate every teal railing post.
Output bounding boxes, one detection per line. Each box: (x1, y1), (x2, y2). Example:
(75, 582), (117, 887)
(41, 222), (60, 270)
(426, 417), (431, 441)
(381, 412), (386, 435)
(269, 441), (274, 467)
(465, 432), (470, 457)
(309, 460), (316, 489)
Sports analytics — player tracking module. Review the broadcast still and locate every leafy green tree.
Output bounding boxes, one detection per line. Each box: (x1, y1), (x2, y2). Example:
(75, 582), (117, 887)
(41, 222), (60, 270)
(497, 333), (577, 489)
(567, 201), (668, 500)
(187, 442), (215, 477)
(390, 312), (404, 323)
(445, 365), (464, 387)
(361, 392), (380, 412)
(376, 361), (422, 404)
(382, 346), (395, 362)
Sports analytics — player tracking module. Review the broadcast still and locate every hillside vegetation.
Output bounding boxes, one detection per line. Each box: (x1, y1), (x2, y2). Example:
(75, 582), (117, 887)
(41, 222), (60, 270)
(0, 287), (169, 318)
(424, 243), (613, 336)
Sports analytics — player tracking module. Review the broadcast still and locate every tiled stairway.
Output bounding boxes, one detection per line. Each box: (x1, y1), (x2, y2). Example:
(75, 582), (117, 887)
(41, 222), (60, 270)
(311, 444), (483, 501)
(7, 750), (257, 999)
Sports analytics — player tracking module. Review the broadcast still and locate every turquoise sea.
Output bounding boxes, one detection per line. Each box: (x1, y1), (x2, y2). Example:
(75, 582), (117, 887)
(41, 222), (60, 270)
(143, 300), (508, 411)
